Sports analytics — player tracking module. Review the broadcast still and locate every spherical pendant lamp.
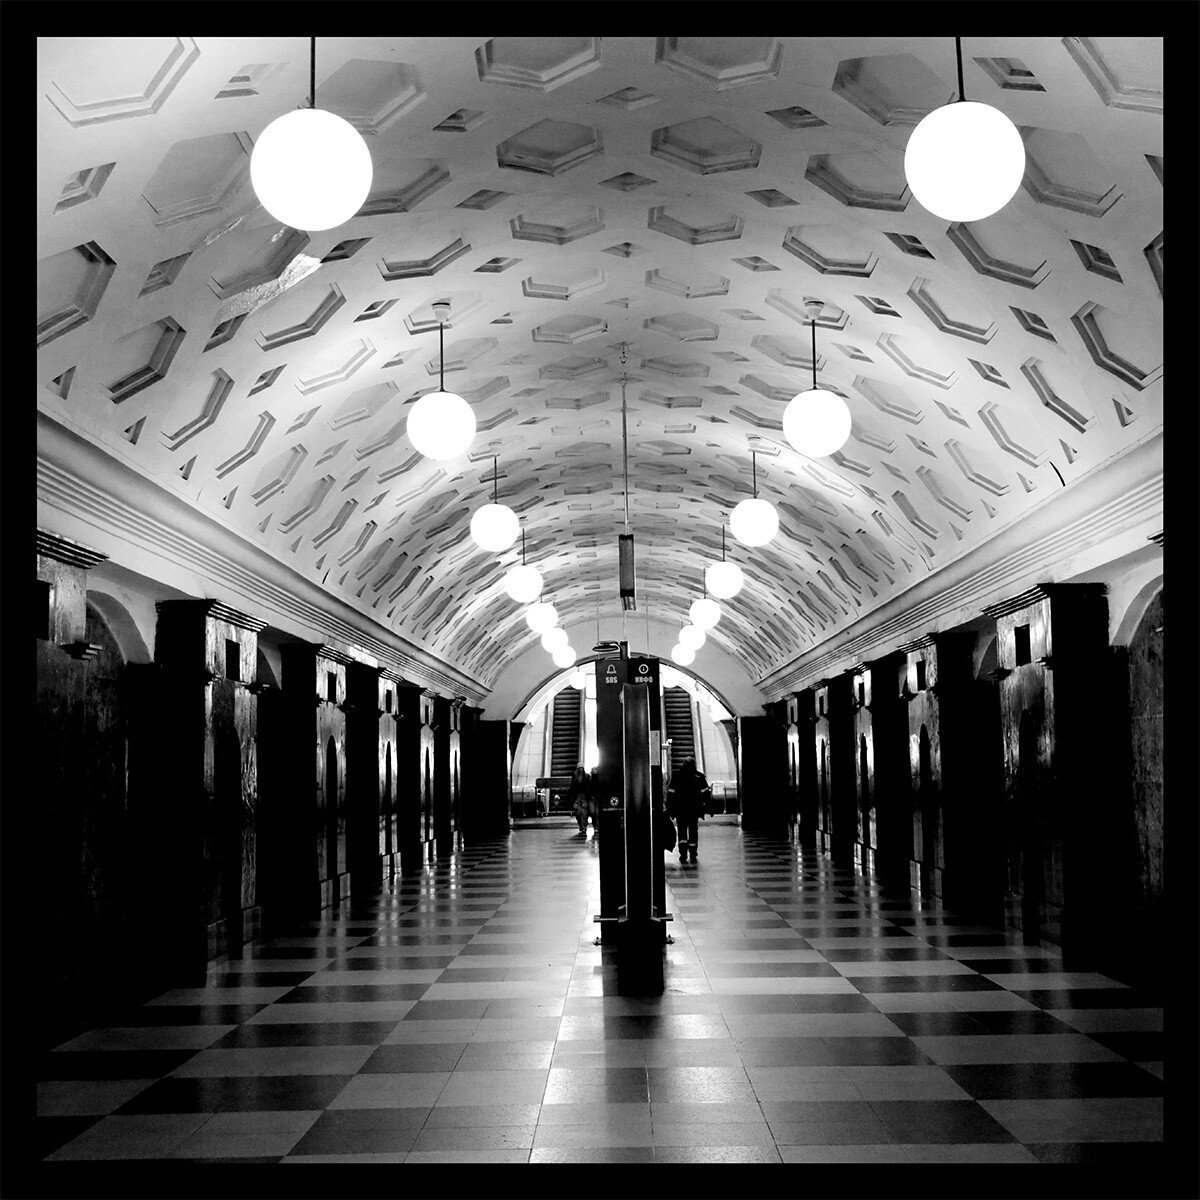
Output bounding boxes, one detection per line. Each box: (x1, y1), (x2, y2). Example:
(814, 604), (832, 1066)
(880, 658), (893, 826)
(526, 602), (558, 634)
(504, 563), (543, 604)
(569, 668), (587, 689)
(541, 626), (569, 653)
(904, 42), (1025, 223)
(705, 560), (743, 600)
(470, 503), (518, 552)
(553, 645), (577, 669)
(671, 644), (696, 667)
(730, 452), (779, 546)
(679, 624), (706, 651)
(470, 458), (518, 551)
(689, 596), (721, 630)
(252, 109), (372, 232)
(408, 301), (475, 460)
(782, 302), (851, 458)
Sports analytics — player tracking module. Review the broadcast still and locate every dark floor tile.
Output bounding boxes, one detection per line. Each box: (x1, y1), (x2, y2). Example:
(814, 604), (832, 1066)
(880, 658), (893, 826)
(882, 1012), (993, 1037)
(966, 1009), (1078, 1036)
(117, 1005), (269, 1026)
(715, 996), (802, 1014)
(762, 1099), (879, 1124)
(289, 1118), (421, 1156)
(362, 934), (469, 947)
(821, 1037), (935, 1067)
(852, 974), (1004, 993)
(36, 1049), (197, 1080)
(210, 1022), (400, 1049)
(822, 946), (951, 963)
(115, 1074), (354, 1113)
(245, 947), (340, 959)
(36, 1116), (102, 1159)
(275, 984), (430, 1003)
(360, 1043), (468, 1073)
(1024, 989), (1163, 1010)
(436, 967), (541, 983)
(944, 1061), (1165, 1100)
(956, 958), (1064, 974)
(330, 956), (455, 971)
(789, 993), (881, 1014)
(918, 933), (1013, 947)
(401, 1000), (491, 1021)
(868, 1099), (1016, 1143)
(1087, 1031), (1165, 1061)
(1027, 1142), (1170, 1165)
(734, 1039), (838, 1067)
(203, 972), (316, 988)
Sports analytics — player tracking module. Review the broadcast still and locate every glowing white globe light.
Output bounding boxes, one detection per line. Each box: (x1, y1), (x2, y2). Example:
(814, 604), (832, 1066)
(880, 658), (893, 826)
(553, 645), (577, 669)
(659, 665), (678, 690)
(679, 624), (706, 651)
(541, 627), (569, 653)
(730, 496), (780, 547)
(406, 391), (476, 460)
(470, 503), (519, 552)
(689, 597), (721, 630)
(569, 669), (587, 689)
(904, 100), (1026, 223)
(782, 388), (852, 458)
(250, 108), (373, 232)
(705, 560), (744, 600)
(526, 602), (558, 633)
(503, 563), (543, 604)
(671, 644), (696, 667)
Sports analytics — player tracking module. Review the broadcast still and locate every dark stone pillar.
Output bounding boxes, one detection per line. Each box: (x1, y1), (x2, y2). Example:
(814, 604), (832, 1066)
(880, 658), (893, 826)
(154, 599), (264, 962)
(791, 692), (818, 849)
(462, 715), (512, 839)
(380, 674), (401, 875)
(717, 718), (741, 813)
(849, 666), (874, 871)
(280, 643), (348, 911)
(737, 713), (788, 836)
(984, 584), (1113, 958)
(811, 678), (855, 862)
(433, 696), (454, 855)
(863, 653), (912, 887)
(393, 684), (432, 872)
(346, 660), (384, 897)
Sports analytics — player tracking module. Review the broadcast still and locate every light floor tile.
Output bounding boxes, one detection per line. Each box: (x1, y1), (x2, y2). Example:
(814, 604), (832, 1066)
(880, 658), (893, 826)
(327, 1072), (450, 1109)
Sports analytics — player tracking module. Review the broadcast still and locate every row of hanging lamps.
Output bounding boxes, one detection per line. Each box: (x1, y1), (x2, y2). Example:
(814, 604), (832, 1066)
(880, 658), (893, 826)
(471, 456), (519, 551)
(904, 37), (1025, 223)
(679, 624), (706, 651)
(569, 666), (587, 689)
(689, 593), (721, 631)
(250, 38), (374, 232)
(504, 528), (544, 604)
(782, 301), (852, 459)
(526, 601), (558, 634)
(671, 641), (696, 667)
(705, 525), (744, 600)
(541, 626), (569, 653)
(407, 301), (476, 461)
(730, 450), (779, 547)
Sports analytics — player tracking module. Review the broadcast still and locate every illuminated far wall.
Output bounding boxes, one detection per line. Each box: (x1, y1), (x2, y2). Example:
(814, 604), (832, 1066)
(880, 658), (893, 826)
(511, 662), (738, 793)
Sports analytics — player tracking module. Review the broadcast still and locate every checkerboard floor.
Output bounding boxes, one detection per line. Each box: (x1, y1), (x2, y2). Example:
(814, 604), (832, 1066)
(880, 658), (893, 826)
(33, 822), (1169, 1175)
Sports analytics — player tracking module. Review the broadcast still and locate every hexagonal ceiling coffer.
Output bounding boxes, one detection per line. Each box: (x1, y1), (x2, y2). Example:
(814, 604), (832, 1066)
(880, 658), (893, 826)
(832, 54), (953, 127)
(531, 314), (608, 345)
(105, 317), (187, 404)
(750, 334), (827, 374)
(318, 59), (425, 134)
(1063, 36), (1162, 114)
(644, 313), (720, 343)
(37, 241), (116, 349)
(46, 36), (199, 126)
(805, 151), (909, 211)
(424, 338), (498, 376)
(404, 293), (486, 335)
(496, 119), (603, 176)
(650, 117), (762, 174)
(522, 267), (607, 302)
(510, 202), (605, 245)
(946, 222), (1050, 290)
(876, 332), (959, 390)
(645, 267), (730, 299)
(476, 37), (602, 91)
(142, 132), (253, 227)
(1020, 128), (1123, 218)
(648, 202), (744, 245)
(296, 338), (376, 396)
(763, 291), (849, 332)
(782, 224), (878, 277)
(539, 355), (610, 381)
(207, 225), (311, 301)
(1070, 302), (1163, 392)
(360, 157), (451, 216)
(655, 37), (782, 90)
(908, 276), (998, 344)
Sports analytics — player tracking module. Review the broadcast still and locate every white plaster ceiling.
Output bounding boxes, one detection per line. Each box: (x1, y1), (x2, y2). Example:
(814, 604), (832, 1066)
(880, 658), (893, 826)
(36, 36), (1164, 706)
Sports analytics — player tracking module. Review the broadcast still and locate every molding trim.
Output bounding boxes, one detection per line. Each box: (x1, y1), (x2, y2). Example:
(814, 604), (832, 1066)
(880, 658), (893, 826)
(758, 432), (1162, 699)
(37, 413), (490, 704)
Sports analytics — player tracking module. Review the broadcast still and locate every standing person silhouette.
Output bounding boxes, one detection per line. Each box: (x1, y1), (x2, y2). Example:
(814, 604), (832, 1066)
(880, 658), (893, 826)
(666, 756), (711, 863)
(566, 764), (590, 835)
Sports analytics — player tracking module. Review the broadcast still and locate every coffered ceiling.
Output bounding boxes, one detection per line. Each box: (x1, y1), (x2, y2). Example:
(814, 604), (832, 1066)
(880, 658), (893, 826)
(36, 36), (1164, 711)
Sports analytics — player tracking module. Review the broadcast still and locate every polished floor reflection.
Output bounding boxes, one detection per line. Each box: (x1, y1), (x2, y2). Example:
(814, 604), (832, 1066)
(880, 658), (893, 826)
(35, 821), (1165, 1171)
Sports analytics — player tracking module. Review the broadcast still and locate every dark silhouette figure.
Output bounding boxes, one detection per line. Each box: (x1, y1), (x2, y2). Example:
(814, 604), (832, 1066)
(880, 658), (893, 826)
(667, 757), (711, 863)
(566, 764), (590, 834)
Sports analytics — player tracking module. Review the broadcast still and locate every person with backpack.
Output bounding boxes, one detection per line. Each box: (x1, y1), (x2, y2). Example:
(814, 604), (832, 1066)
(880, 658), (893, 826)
(567, 764), (590, 835)
(666, 756), (711, 864)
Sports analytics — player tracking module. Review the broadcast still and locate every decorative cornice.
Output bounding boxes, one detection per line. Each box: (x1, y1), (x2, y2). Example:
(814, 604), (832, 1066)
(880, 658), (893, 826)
(37, 412), (490, 705)
(758, 432), (1162, 699)
(36, 529), (109, 570)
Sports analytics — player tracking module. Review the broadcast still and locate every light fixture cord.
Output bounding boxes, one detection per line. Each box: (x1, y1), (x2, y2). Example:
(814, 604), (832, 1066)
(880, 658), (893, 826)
(493, 456), (499, 505)
(955, 36), (965, 102)
(521, 526), (527, 566)
(751, 450), (757, 499)
(620, 345), (630, 533)
(439, 320), (445, 391)
(309, 37), (316, 109)
(721, 524), (727, 562)
(811, 318), (818, 390)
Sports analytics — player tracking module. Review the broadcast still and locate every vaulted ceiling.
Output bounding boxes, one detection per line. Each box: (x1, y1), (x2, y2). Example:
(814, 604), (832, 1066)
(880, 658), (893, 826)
(36, 36), (1163, 713)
